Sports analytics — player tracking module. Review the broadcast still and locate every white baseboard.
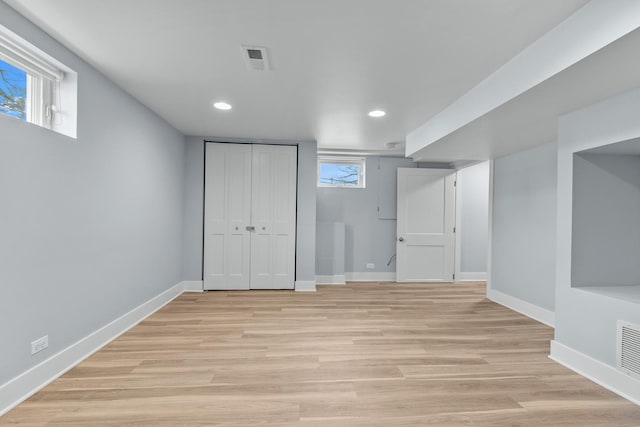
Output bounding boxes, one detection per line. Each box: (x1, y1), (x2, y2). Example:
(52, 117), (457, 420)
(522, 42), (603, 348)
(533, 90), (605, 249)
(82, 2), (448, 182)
(345, 272), (396, 282)
(295, 280), (316, 292)
(487, 289), (555, 327)
(0, 282), (184, 417)
(550, 340), (640, 405)
(455, 272), (487, 281)
(315, 275), (346, 285)
(182, 280), (203, 292)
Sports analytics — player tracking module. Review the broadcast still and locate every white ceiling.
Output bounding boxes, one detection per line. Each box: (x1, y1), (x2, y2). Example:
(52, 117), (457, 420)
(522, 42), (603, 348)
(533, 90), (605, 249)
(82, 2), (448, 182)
(3, 0), (589, 154)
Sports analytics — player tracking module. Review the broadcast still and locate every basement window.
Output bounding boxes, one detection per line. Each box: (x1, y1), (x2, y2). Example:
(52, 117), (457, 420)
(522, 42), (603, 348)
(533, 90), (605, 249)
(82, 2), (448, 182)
(0, 24), (77, 138)
(318, 156), (366, 188)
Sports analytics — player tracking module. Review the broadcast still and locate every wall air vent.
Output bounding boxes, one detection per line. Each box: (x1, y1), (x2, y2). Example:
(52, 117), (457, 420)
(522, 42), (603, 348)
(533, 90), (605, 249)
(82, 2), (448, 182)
(241, 45), (270, 71)
(617, 320), (640, 380)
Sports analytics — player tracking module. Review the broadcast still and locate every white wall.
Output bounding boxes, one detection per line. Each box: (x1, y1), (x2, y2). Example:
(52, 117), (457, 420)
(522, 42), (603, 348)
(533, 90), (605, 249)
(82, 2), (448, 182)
(316, 222), (345, 281)
(316, 157), (489, 281)
(555, 86), (640, 366)
(456, 161), (489, 279)
(0, 2), (186, 386)
(316, 156), (415, 279)
(182, 140), (205, 280)
(546, 86), (640, 404)
(485, 87), (640, 403)
(490, 143), (557, 312)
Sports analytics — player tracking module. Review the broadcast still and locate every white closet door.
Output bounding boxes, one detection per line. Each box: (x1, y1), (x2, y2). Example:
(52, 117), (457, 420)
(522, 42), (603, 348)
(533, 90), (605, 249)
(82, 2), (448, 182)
(396, 168), (456, 282)
(203, 143), (252, 290)
(250, 145), (297, 289)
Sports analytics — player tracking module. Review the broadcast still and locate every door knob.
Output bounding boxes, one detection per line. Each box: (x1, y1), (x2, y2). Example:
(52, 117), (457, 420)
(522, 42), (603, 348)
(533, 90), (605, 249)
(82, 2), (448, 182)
(398, 237), (404, 242)
(246, 226), (255, 231)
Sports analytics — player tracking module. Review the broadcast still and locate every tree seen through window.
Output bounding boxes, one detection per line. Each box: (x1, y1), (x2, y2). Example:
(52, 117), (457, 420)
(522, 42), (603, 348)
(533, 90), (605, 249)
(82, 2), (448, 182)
(320, 164), (360, 186)
(0, 59), (27, 120)
(318, 157), (365, 188)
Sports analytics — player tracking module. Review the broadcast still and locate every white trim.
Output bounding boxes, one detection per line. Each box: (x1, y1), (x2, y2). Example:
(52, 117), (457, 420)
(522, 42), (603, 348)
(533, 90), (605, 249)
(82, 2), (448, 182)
(454, 170), (462, 281)
(182, 280), (203, 292)
(488, 288), (555, 327)
(315, 275), (346, 285)
(0, 25), (64, 81)
(0, 282), (184, 417)
(295, 280), (316, 292)
(550, 340), (640, 406)
(455, 272), (487, 281)
(345, 272), (396, 282)
(486, 160), (495, 294)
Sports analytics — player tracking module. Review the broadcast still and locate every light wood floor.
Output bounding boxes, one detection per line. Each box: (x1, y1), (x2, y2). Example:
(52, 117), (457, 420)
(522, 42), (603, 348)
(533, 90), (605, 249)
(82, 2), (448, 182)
(2, 282), (640, 426)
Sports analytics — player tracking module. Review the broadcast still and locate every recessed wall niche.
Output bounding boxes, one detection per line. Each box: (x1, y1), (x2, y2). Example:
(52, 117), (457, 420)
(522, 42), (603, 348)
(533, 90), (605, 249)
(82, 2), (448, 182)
(571, 137), (640, 302)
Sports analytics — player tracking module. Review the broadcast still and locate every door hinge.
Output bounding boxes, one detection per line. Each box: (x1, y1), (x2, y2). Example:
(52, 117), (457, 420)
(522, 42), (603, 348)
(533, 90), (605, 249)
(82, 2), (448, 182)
(454, 180), (457, 187)
(377, 206), (380, 212)
(452, 273), (455, 281)
(453, 227), (456, 233)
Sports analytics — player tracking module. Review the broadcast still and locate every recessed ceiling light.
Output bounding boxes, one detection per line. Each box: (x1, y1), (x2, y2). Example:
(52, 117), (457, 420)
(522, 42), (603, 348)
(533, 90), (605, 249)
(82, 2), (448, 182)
(368, 110), (386, 118)
(214, 102), (232, 110)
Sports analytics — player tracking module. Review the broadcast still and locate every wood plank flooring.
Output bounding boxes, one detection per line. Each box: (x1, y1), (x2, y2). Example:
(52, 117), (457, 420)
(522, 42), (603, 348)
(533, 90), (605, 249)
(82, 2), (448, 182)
(2, 282), (639, 426)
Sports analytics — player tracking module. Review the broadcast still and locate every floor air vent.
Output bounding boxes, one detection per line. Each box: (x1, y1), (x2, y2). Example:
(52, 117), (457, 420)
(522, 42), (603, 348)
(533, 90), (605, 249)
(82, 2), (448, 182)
(617, 320), (640, 380)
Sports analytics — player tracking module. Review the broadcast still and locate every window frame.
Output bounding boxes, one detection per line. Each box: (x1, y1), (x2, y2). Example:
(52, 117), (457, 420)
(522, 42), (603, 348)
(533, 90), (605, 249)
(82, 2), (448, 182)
(0, 24), (71, 135)
(317, 156), (366, 188)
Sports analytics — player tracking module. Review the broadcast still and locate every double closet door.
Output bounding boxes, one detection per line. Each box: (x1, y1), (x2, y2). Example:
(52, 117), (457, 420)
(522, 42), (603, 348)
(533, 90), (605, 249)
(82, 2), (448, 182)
(204, 143), (297, 290)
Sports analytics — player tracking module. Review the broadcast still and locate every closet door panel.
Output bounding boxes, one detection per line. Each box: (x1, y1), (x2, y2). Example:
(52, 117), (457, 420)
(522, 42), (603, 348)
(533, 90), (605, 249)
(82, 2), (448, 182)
(251, 145), (297, 289)
(203, 143), (252, 290)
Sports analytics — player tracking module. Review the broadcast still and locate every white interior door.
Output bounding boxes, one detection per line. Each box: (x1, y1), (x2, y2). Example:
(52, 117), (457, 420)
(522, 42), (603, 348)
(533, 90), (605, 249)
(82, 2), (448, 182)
(250, 145), (297, 289)
(204, 143), (252, 290)
(204, 143), (297, 290)
(396, 168), (456, 282)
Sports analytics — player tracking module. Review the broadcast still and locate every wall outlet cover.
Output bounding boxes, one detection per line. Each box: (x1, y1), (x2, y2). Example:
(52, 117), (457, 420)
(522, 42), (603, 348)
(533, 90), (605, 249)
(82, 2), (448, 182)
(31, 335), (48, 355)
(366, 263), (375, 269)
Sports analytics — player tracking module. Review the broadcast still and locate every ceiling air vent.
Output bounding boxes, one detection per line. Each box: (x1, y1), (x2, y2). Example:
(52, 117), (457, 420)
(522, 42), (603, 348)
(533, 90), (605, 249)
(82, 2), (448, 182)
(242, 45), (270, 71)
(617, 320), (640, 380)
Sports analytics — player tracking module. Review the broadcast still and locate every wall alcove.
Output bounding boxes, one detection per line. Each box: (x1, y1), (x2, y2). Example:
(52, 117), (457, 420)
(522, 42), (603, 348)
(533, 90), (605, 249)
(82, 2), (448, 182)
(571, 137), (640, 303)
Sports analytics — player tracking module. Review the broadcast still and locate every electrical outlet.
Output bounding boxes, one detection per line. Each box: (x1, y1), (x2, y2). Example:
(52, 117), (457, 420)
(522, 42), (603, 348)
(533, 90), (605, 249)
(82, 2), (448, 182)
(31, 335), (48, 355)
(366, 263), (375, 269)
